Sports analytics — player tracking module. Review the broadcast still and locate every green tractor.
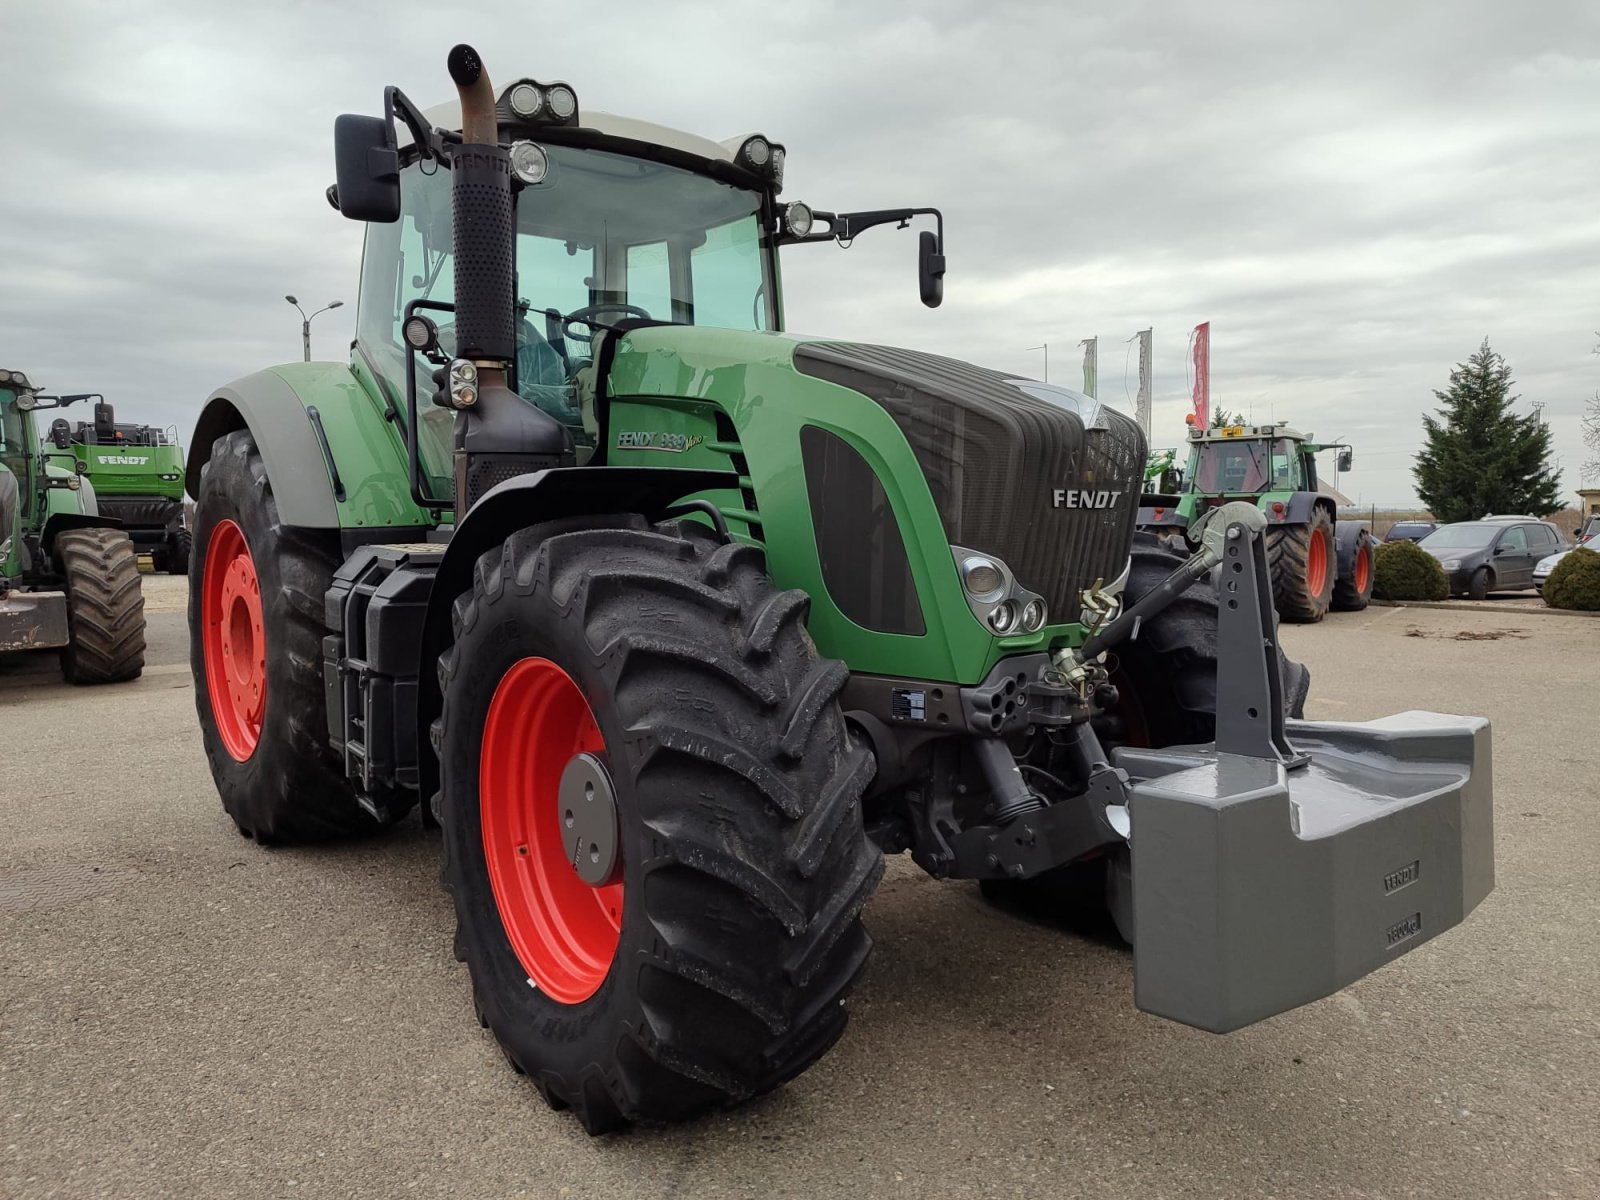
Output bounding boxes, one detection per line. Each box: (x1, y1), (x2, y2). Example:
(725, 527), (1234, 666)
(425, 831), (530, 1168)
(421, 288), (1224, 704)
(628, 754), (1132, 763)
(1, 370), (146, 683)
(38, 395), (191, 575)
(1142, 422), (1375, 621)
(186, 46), (1493, 1133)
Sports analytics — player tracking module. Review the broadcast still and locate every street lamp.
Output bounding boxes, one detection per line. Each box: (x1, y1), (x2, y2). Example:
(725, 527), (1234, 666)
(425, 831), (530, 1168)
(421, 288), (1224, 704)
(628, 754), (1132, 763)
(285, 295), (344, 362)
(1025, 343), (1049, 383)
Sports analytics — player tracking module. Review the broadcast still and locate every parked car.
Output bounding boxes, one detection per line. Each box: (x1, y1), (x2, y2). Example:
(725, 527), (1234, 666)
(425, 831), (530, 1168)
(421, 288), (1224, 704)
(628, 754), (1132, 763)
(1577, 513), (1600, 541)
(1416, 519), (1568, 599)
(1534, 529), (1600, 591)
(1384, 520), (1436, 543)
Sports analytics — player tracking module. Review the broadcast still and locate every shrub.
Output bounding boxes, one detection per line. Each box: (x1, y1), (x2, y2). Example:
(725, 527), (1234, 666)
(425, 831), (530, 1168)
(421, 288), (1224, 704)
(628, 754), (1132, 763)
(1544, 546), (1600, 611)
(1372, 538), (1449, 601)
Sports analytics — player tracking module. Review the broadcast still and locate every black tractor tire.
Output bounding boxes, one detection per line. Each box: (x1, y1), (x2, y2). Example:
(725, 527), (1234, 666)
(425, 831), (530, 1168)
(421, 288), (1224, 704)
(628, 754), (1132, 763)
(189, 429), (403, 843)
(437, 519), (882, 1133)
(166, 527), (192, 576)
(57, 527), (146, 684)
(1266, 506), (1336, 622)
(982, 532), (1312, 940)
(1467, 566), (1490, 601)
(1331, 527), (1375, 612)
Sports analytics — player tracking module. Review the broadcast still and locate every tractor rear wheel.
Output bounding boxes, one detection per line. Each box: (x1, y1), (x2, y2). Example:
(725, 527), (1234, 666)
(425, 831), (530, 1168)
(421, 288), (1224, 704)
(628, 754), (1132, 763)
(189, 429), (401, 842)
(57, 527), (145, 684)
(983, 533), (1312, 940)
(436, 519), (882, 1133)
(1266, 506), (1336, 622)
(1331, 528), (1374, 611)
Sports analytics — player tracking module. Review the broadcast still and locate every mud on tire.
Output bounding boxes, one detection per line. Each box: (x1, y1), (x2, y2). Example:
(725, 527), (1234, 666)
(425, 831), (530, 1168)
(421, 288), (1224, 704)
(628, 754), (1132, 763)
(57, 527), (145, 684)
(436, 519), (883, 1133)
(189, 429), (403, 843)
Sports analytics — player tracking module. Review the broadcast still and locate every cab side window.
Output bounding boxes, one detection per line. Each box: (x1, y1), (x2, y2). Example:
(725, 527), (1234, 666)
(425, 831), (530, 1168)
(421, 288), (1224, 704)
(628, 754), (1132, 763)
(1499, 526), (1528, 552)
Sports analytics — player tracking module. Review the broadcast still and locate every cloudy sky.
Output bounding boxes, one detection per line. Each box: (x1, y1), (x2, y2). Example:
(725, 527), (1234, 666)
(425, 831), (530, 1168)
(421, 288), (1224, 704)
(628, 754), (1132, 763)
(3, 0), (1597, 507)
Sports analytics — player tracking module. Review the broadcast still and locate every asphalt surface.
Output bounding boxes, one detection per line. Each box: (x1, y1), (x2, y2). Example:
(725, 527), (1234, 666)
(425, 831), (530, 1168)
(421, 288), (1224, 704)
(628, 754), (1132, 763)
(2, 576), (1597, 1199)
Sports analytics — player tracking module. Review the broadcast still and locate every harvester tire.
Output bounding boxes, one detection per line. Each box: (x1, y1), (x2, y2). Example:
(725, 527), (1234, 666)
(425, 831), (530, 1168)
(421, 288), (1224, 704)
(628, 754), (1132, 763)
(1331, 528), (1374, 612)
(436, 519), (882, 1133)
(166, 527), (192, 576)
(1266, 506), (1336, 622)
(57, 527), (145, 684)
(189, 430), (401, 843)
(983, 532), (1311, 940)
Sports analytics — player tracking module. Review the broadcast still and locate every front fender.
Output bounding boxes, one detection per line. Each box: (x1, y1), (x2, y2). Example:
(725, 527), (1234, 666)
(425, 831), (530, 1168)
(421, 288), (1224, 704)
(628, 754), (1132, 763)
(413, 465), (739, 803)
(186, 363), (429, 531)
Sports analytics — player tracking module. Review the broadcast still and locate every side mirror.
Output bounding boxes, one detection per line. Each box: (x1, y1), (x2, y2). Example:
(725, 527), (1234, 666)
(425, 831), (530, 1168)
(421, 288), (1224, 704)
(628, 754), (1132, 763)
(1336, 447), (1353, 472)
(332, 114), (401, 223)
(918, 230), (945, 308)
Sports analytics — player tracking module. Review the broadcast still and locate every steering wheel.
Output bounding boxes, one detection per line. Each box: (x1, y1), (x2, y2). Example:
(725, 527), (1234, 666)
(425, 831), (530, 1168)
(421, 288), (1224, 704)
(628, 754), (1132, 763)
(560, 303), (654, 345)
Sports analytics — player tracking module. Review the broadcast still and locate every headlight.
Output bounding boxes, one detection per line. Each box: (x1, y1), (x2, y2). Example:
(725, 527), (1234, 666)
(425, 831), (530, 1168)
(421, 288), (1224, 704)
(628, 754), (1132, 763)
(509, 140), (549, 185)
(784, 201), (813, 238)
(741, 136), (771, 168)
(507, 82), (543, 118)
(546, 85), (577, 120)
(1442, 559), (1461, 571)
(448, 359), (479, 409)
(961, 556), (1005, 601)
(75, 460), (89, 473)
(987, 601), (1017, 634)
(403, 314), (439, 353)
(1020, 599), (1047, 632)
(67, 475), (81, 490)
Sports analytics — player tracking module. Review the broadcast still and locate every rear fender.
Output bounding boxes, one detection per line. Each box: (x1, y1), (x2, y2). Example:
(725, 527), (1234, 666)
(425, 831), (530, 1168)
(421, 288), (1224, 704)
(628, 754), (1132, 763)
(413, 466), (740, 802)
(1257, 491), (1322, 525)
(185, 364), (429, 532)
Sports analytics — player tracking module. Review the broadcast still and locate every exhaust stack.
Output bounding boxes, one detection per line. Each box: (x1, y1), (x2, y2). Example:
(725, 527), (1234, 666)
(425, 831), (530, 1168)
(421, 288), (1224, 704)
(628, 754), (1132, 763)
(443, 44), (570, 509)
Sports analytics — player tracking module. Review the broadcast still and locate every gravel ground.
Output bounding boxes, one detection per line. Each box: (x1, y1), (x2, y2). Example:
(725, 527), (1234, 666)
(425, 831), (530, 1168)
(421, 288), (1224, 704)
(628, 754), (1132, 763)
(2, 576), (1596, 1199)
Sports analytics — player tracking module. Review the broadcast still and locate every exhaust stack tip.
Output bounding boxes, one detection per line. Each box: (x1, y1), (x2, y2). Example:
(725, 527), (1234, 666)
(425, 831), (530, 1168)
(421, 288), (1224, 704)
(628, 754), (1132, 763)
(447, 44), (483, 87)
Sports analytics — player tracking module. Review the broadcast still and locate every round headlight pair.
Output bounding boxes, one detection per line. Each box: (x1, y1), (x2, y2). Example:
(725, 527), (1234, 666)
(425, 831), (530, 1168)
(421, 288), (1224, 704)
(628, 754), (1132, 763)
(988, 598), (1048, 634)
(507, 82), (576, 121)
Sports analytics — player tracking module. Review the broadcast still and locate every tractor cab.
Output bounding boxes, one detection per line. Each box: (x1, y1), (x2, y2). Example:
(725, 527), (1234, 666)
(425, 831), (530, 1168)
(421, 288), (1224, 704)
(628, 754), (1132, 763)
(344, 84), (944, 497)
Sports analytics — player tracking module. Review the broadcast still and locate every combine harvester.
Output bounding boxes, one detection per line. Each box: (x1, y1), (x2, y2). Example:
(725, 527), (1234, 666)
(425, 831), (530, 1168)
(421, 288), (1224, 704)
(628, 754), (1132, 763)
(184, 45), (1494, 1132)
(39, 396), (189, 574)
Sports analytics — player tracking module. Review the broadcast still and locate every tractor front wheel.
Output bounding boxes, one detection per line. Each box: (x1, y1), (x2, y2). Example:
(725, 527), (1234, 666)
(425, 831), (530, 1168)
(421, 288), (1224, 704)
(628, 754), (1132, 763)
(436, 519), (882, 1133)
(166, 527), (192, 576)
(57, 527), (145, 684)
(189, 429), (403, 842)
(1266, 507), (1336, 622)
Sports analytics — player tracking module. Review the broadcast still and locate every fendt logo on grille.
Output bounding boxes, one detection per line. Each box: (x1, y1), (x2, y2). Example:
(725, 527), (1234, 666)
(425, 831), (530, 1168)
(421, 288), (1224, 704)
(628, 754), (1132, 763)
(97, 455), (149, 466)
(1052, 488), (1123, 509)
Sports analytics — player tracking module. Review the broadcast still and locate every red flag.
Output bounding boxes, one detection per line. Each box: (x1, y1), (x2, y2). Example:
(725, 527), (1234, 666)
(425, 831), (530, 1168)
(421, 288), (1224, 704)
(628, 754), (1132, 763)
(1191, 321), (1210, 429)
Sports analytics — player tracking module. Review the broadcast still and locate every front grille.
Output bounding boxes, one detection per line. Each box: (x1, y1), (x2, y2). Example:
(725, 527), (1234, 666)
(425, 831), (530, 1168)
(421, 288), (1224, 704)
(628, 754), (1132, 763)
(94, 496), (184, 532)
(795, 342), (1146, 626)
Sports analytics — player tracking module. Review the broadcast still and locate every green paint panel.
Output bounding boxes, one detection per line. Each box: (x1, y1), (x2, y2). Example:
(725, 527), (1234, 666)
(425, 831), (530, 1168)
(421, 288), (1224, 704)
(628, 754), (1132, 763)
(606, 327), (1084, 684)
(268, 362), (435, 530)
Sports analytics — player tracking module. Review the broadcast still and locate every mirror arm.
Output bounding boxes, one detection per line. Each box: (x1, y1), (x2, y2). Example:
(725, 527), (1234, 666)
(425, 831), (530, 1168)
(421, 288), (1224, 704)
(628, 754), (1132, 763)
(385, 86), (448, 165)
(777, 207), (944, 250)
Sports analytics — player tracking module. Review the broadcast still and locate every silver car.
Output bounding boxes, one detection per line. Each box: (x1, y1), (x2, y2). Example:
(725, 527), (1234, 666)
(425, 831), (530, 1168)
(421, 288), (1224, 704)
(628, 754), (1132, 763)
(1534, 531), (1599, 591)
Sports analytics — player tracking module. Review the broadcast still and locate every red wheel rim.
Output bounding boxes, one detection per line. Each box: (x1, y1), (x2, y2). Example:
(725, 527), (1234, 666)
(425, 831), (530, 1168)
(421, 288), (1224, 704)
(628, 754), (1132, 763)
(201, 519), (266, 762)
(1307, 528), (1330, 597)
(480, 657), (621, 1004)
(1355, 543), (1372, 593)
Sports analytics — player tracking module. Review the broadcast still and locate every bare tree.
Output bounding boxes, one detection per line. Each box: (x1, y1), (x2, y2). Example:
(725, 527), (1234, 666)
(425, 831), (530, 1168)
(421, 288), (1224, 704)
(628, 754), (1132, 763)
(1586, 334), (1600, 483)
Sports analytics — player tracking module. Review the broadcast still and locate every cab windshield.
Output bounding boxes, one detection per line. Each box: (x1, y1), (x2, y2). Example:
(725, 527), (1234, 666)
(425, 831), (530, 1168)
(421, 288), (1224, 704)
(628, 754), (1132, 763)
(1188, 438), (1304, 493)
(1418, 524), (1498, 550)
(357, 146), (775, 477)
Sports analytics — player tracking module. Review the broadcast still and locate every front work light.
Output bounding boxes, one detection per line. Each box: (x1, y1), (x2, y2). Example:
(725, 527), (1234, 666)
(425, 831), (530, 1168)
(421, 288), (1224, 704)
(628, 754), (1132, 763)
(509, 141), (549, 185)
(987, 601), (1017, 634)
(403, 314), (439, 353)
(784, 201), (813, 238)
(546, 85), (577, 120)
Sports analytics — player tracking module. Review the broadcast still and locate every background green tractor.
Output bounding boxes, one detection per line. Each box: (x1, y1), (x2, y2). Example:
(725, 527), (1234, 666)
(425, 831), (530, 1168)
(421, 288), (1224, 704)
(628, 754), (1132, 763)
(1, 370), (146, 683)
(38, 395), (190, 575)
(185, 46), (1492, 1134)
(1142, 422), (1374, 621)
